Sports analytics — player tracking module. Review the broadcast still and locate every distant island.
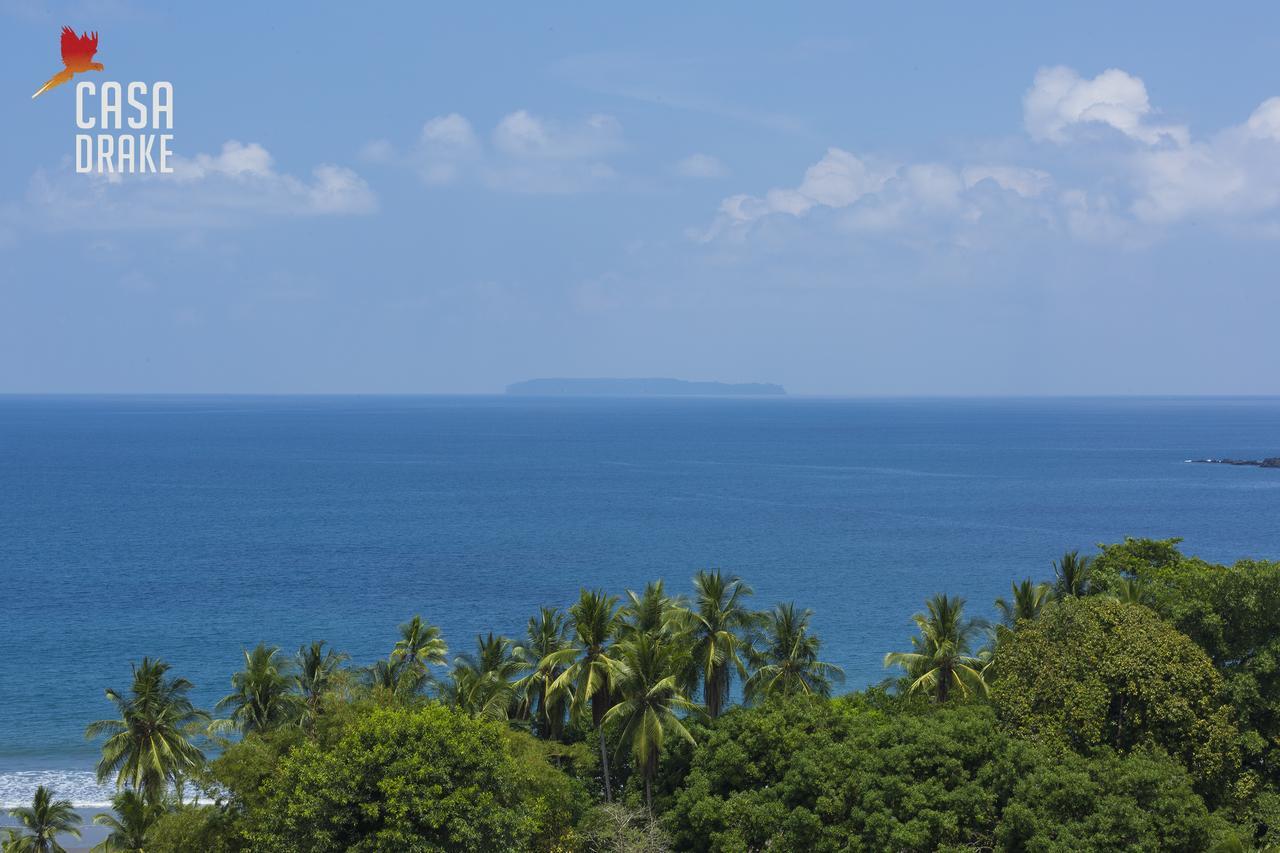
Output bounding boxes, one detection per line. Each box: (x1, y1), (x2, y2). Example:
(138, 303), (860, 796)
(1188, 457), (1280, 468)
(506, 378), (786, 397)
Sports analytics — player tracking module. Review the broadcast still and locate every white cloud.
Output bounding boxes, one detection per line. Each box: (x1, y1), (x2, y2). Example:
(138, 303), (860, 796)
(492, 110), (621, 160)
(1024, 66), (1188, 146)
(422, 113), (479, 149)
(1130, 98), (1280, 224)
(962, 166), (1053, 198)
(705, 66), (1280, 246)
(20, 140), (376, 230)
(716, 148), (893, 226)
(1021, 67), (1280, 230)
(704, 148), (1045, 241)
(674, 153), (728, 178)
(414, 114), (480, 185)
(367, 110), (623, 194)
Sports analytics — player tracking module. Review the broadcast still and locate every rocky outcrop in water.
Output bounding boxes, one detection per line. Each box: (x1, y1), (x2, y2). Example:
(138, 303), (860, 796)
(1188, 457), (1280, 468)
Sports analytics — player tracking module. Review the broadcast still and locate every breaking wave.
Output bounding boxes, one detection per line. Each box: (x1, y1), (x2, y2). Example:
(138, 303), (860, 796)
(0, 770), (115, 808)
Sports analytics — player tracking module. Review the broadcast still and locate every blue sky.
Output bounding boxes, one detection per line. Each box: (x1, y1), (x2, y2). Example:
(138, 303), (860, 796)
(3, 2), (1280, 394)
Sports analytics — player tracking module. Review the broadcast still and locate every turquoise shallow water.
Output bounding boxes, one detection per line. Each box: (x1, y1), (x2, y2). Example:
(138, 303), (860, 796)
(2, 394), (1280, 805)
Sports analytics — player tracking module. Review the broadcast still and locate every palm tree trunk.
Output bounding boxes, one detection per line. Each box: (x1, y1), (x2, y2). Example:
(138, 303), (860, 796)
(598, 727), (613, 802)
(644, 771), (653, 815)
(550, 697), (563, 742)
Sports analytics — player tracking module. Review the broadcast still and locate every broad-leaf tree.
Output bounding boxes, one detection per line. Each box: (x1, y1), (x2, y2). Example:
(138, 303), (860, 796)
(991, 595), (1240, 800)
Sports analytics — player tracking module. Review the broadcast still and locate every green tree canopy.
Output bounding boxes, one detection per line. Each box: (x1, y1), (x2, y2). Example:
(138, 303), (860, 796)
(665, 695), (1227, 853)
(242, 704), (585, 852)
(1094, 537), (1280, 789)
(996, 745), (1218, 853)
(667, 696), (1009, 852)
(991, 595), (1240, 799)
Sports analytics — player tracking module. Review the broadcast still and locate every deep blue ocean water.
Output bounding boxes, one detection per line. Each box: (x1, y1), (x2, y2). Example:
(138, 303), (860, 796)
(2, 394), (1280, 806)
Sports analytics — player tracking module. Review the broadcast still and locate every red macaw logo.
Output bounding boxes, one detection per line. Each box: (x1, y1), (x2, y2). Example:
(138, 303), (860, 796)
(33, 27), (104, 99)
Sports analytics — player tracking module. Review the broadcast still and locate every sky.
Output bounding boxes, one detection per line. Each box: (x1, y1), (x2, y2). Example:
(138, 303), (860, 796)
(2, 2), (1280, 395)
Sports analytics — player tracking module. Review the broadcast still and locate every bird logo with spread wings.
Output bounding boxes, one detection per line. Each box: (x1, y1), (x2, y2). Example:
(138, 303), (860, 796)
(32, 27), (103, 99)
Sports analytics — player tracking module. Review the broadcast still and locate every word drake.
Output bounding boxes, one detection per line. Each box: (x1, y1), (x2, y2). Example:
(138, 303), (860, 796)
(76, 81), (174, 174)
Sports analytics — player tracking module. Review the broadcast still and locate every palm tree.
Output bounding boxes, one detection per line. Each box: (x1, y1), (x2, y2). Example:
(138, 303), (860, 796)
(994, 578), (1053, 627)
(91, 789), (162, 852)
(390, 615), (448, 693)
(1109, 577), (1150, 605)
(546, 589), (624, 801)
(85, 658), (208, 804)
(5, 786), (81, 852)
(1053, 549), (1093, 598)
(516, 607), (572, 740)
(216, 644), (301, 734)
(683, 570), (757, 718)
(446, 632), (528, 721)
(295, 641), (349, 730)
(604, 633), (699, 814)
(744, 603), (843, 703)
(363, 658), (405, 697)
(619, 580), (683, 640)
(884, 594), (988, 702)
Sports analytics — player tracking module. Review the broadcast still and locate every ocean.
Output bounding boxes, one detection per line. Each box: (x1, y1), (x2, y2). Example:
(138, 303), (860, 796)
(2, 394), (1279, 807)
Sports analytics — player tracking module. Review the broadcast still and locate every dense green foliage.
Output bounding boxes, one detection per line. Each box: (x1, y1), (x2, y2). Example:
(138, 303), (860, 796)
(667, 697), (1010, 851)
(995, 746), (1219, 852)
(1095, 538), (1280, 787)
(991, 595), (1240, 798)
(240, 704), (584, 852)
(664, 696), (1223, 852)
(51, 538), (1280, 851)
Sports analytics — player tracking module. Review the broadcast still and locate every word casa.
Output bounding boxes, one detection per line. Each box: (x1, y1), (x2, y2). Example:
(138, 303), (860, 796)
(74, 81), (174, 174)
